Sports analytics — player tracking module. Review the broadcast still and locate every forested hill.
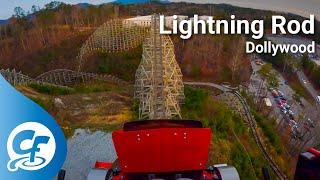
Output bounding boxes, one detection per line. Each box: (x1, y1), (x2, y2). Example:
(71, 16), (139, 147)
(0, 1), (318, 83)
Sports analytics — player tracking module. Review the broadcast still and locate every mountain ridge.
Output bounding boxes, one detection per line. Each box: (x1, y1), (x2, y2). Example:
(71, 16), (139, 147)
(114, 0), (169, 5)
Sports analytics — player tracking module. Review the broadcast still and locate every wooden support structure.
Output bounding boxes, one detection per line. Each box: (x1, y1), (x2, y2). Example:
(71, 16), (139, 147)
(2, 15), (185, 120)
(77, 19), (149, 71)
(134, 15), (184, 120)
(0, 69), (127, 87)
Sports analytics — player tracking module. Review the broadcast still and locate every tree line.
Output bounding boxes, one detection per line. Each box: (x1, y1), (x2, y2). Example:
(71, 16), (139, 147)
(0, 1), (118, 66)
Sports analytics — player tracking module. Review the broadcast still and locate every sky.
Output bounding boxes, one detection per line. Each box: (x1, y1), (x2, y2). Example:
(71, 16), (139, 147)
(0, 0), (113, 19)
(0, 0), (319, 20)
(171, 0), (320, 19)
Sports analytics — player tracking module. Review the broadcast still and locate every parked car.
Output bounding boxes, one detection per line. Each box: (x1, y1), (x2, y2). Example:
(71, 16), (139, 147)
(302, 79), (308, 84)
(277, 101), (286, 106)
(306, 118), (315, 128)
(288, 110), (294, 116)
(289, 120), (297, 127)
(278, 96), (286, 101)
(277, 90), (285, 97)
(299, 101), (304, 107)
(280, 99), (287, 104)
(289, 114), (295, 120)
(272, 90), (279, 97)
(281, 108), (287, 114)
(284, 104), (290, 109)
(255, 60), (264, 65)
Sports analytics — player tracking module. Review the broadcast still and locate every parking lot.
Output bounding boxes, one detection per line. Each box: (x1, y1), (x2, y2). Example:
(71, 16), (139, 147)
(248, 58), (316, 140)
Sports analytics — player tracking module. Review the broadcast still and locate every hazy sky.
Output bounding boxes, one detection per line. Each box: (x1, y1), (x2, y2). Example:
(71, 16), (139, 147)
(0, 0), (112, 19)
(171, 0), (320, 19)
(0, 0), (319, 19)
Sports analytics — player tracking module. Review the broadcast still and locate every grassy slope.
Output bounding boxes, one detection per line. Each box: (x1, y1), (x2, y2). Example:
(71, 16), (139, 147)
(18, 81), (134, 138)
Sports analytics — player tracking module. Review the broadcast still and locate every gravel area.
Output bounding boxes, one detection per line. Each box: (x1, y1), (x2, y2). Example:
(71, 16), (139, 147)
(62, 129), (117, 180)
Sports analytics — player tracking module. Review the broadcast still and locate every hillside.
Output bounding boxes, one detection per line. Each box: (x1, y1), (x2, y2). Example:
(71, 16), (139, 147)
(1, 1), (318, 83)
(17, 81), (134, 138)
(15, 80), (294, 179)
(0, 2), (256, 84)
(173, 35), (251, 84)
(0, 2), (306, 179)
(114, 0), (169, 4)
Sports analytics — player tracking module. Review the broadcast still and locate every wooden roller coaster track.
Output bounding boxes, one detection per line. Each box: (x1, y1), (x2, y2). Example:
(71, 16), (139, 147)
(0, 69), (35, 86)
(185, 82), (287, 180)
(77, 19), (149, 71)
(0, 69), (127, 87)
(134, 15), (184, 120)
(1, 13), (288, 179)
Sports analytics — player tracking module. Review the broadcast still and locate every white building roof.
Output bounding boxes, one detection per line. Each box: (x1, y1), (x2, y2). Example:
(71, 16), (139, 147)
(126, 15), (152, 21)
(263, 98), (272, 107)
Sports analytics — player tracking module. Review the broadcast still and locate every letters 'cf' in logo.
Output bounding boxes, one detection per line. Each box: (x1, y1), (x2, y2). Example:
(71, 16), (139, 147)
(7, 122), (56, 172)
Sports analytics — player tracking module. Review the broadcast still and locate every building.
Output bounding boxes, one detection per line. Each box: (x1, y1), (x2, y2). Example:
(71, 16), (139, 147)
(126, 15), (189, 29)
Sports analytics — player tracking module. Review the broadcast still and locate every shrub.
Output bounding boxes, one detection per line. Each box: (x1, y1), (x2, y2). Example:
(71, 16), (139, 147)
(182, 86), (245, 138)
(252, 110), (282, 154)
(29, 83), (74, 95)
(96, 46), (142, 81)
(231, 143), (257, 180)
(183, 86), (208, 110)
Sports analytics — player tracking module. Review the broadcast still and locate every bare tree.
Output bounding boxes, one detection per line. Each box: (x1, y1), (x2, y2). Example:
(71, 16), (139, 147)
(230, 37), (245, 83)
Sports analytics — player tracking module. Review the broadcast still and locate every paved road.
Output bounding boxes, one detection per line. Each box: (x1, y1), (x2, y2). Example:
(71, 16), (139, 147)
(250, 59), (320, 150)
(266, 35), (320, 65)
(266, 35), (320, 105)
(62, 129), (116, 180)
(296, 70), (319, 105)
